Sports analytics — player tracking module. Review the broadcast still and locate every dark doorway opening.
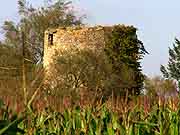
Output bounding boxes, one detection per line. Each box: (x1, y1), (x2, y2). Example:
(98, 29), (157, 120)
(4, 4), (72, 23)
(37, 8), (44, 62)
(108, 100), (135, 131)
(48, 33), (54, 45)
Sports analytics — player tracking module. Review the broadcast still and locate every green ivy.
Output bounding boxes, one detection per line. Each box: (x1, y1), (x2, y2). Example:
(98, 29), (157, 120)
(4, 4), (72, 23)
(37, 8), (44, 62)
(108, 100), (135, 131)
(104, 25), (147, 95)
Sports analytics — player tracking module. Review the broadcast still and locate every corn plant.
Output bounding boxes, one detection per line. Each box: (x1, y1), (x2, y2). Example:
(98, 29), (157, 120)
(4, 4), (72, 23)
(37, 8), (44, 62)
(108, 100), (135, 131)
(1, 96), (180, 135)
(0, 99), (25, 135)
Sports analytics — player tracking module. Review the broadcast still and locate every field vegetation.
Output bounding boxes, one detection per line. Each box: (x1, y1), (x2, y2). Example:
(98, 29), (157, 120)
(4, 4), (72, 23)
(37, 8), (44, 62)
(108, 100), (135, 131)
(0, 0), (179, 134)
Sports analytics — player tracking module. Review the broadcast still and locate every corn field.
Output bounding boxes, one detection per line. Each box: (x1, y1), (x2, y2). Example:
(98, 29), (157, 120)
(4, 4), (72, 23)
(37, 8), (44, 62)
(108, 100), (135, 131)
(0, 95), (180, 135)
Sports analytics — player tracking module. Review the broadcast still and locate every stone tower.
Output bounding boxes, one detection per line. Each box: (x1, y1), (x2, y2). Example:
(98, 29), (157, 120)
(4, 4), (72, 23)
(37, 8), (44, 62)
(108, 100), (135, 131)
(43, 25), (114, 75)
(43, 25), (145, 95)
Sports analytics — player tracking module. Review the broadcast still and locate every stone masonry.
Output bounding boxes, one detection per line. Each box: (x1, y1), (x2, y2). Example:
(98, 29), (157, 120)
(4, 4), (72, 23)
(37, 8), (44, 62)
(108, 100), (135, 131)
(43, 25), (115, 75)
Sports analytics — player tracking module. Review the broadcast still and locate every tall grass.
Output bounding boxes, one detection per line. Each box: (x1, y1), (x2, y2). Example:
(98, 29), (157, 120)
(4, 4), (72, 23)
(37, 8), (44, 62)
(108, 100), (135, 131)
(0, 95), (179, 135)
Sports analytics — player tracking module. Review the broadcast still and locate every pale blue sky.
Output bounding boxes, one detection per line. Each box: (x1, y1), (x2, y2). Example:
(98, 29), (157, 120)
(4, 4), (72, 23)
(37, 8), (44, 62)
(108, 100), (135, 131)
(0, 0), (180, 77)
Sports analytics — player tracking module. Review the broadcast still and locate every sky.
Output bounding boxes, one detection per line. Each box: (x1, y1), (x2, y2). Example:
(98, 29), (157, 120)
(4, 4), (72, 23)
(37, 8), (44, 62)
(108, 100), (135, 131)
(0, 0), (180, 77)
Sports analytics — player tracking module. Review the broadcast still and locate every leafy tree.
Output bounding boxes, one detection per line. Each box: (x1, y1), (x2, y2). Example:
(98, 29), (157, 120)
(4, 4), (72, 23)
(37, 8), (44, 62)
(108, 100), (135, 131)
(104, 25), (148, 95)
(45, 47), (110, 100)
(161, 38), (180, 88)
(46, 46), (145, 102)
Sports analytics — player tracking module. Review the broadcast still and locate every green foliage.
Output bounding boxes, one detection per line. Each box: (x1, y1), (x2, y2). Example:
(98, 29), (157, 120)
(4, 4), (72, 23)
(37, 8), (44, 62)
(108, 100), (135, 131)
(161, 38), (180, 88)
(1, 97), (180, 135)
(47, 47), (112, 100)
(104, 25), (147, 95)
(48, 46), (141, 101)
(0, 99), (25, 135)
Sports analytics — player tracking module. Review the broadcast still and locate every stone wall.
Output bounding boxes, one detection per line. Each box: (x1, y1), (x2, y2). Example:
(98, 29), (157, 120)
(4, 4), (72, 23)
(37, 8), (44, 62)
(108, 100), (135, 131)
(43, 26), (114, 76)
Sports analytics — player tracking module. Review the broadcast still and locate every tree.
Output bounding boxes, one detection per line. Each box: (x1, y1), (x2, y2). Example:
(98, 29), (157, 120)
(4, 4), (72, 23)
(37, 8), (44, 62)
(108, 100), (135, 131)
(2, 0), (83, 63)
(44, 47), (111, 100)
(45, 45), (145, 101)
(144, 76), (178, 97)
(104, 25), (148, 95)
(161, 38), (180, 88)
